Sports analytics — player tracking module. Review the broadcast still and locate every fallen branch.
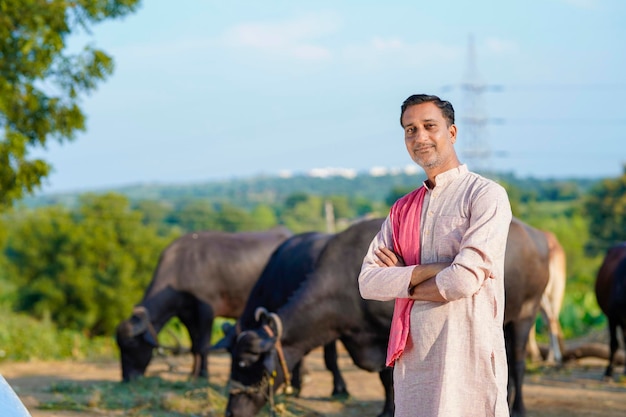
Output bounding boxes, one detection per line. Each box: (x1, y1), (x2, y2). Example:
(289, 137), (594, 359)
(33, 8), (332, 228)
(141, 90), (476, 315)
(561, 342), (625, 365)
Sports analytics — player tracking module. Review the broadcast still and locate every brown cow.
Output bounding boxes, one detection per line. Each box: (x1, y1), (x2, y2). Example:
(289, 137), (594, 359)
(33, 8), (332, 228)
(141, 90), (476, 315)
(595, 242), (626, 380)
(503, 218), (550, 417)
(527, 230), (567, 364)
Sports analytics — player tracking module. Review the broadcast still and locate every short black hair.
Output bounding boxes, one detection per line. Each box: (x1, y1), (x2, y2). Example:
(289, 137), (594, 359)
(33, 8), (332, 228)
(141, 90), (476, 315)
(400, 94), (455, 127)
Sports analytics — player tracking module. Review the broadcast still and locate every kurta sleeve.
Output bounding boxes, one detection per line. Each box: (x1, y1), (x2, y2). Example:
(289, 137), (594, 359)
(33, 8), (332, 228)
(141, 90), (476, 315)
(358, 216), (414, 301)
(436, 183), (512, 301)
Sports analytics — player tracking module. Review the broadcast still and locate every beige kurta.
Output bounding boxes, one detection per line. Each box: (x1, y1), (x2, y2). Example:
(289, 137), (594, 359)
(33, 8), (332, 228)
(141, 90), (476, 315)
(359, 165), (512, 417)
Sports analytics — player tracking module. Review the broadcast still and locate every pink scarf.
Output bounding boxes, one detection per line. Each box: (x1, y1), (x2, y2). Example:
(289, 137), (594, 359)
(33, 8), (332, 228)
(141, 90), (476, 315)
(386, 186), (426, 367)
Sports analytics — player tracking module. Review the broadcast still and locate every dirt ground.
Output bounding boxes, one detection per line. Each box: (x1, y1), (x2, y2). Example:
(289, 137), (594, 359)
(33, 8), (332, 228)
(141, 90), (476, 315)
(2, 345), (626, 417)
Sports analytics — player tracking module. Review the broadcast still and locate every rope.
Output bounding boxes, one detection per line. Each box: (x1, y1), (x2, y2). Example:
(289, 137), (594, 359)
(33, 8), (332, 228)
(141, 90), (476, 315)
(263, 324), (293, 395)
(226, 322), (293, 417)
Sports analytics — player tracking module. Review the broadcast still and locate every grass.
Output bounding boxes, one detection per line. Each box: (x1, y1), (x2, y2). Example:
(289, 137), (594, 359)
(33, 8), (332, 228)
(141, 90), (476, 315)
(39, 376), (316, 417)
(41, 377), (226, 416)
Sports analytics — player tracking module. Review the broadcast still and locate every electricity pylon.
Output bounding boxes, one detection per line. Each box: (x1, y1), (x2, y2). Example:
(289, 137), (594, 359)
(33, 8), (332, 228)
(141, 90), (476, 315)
(453, 34), (502, 173)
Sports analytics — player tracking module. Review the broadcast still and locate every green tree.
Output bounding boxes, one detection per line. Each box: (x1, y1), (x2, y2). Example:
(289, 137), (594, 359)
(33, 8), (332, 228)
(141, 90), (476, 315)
(385, 186), (413, 208)
(500, 181), (523, 218)
(166, 200), (218, 233)
(326, 195), (355, 220)
(215, 202), (254, 232)
(249, 204), (278, 230)
(584, 168), (626, 255)
(5, 193), (171, 336)
(281, 193), (326, 233)
(0, 0), (141, 209)
(133, 199), (175, 236)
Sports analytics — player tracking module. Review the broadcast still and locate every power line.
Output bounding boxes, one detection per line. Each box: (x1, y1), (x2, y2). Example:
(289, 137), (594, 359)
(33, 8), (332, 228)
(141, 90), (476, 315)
(497, 118), (626, 125)
(443, 83), (626, 93)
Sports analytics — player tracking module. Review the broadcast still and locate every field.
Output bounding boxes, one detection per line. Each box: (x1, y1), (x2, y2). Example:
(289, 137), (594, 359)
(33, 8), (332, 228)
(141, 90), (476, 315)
(2, 343), (626, 417)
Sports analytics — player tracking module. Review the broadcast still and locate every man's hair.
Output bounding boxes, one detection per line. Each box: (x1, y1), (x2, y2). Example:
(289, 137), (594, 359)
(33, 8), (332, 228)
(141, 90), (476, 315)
(400, 94), (455, 127)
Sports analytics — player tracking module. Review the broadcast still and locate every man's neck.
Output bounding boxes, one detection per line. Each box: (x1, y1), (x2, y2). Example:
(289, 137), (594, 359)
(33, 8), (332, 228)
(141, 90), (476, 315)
(425, 162), (461, 188)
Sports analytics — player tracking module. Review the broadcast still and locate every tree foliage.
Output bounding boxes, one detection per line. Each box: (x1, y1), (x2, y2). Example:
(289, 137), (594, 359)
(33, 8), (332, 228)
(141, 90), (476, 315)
(0, 0), (141, 209)
(583, 168), (626, 255)
(4, 192), (172, 336)
(281, 193), (327, 233)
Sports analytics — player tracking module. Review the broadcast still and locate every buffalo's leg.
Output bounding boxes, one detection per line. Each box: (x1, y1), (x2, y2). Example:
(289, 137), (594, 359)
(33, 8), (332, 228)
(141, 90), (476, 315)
(377, 367), (394, 417)
(179, 296), (214, 379)
(504, 323), (516, 411)
(621, 321), (626, 376)
(323, 341), (349, 398)
(290, 359), (304, 396)
(505, 320), (532, 417)
(605, 317), (618, 379)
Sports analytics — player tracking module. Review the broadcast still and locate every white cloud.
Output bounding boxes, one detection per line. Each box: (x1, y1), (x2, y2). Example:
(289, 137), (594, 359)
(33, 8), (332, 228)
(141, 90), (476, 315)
(369, 37), (459, 59)
(484, 37), (518, 54)
(220, 12), (340, 61)
(556, 0), (600, 9)
(343, 38), (462, 68)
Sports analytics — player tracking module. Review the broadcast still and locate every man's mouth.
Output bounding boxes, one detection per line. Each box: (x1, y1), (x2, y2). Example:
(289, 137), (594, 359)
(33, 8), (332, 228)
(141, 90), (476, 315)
(415, 145), (433, 153)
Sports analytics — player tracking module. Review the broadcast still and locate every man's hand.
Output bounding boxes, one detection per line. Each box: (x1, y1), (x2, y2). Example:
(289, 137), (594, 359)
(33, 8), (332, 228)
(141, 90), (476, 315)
(374, 247), (405, 267)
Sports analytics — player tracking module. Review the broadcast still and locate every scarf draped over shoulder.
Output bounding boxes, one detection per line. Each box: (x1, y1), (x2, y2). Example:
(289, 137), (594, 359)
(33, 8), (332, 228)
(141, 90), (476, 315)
(386, 186), (426, 366)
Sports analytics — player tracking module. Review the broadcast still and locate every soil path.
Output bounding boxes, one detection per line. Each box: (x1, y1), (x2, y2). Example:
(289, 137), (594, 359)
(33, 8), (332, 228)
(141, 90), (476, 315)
(2, 347), (626, 417)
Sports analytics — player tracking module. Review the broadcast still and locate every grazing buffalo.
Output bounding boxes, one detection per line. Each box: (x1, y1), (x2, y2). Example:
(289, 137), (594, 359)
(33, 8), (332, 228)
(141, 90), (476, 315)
(527, 230), (567, 364)
(595, 242), (626, 380)
(224, 217), (549, 417)
(224, 218), (394, 417)
(214, 231), (349, 398)
(115, 227), (292, 382)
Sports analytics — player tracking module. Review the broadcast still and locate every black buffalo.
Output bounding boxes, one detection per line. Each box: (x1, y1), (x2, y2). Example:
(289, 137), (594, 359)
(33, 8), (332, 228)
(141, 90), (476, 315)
(216, 231), (349, 399)
(224, 218), (394, 417)
(595, 242), (626, 380)
(115, 227), (292, 382)
(224, 217), (549, 417)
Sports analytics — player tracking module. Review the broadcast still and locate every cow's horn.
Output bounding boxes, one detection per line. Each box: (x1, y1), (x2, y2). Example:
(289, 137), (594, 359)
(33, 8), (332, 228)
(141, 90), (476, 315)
(268, 312), (283, 339)
(255, 307), (269, 322)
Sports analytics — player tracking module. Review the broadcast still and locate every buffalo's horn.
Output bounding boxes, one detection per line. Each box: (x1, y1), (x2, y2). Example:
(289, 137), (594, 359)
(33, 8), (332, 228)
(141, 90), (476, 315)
(255, 307), (269, 322)
(236, 330), (252, 342)
(128, 306), (150, 337)
(268, 312), (283, 339)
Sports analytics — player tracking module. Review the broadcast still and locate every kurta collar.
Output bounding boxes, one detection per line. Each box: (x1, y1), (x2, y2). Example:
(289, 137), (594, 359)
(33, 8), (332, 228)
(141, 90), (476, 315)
(422, 164), (468, 190)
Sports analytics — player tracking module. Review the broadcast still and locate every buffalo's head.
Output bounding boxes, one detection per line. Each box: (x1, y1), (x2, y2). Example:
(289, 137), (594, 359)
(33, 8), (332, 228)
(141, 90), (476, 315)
(225, 307), (283, 417)
(115, 306), (158, 382)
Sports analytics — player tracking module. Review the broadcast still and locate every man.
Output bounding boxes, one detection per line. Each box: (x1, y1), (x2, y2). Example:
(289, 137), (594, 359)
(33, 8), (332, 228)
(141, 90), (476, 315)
(358, 94), (511, 417)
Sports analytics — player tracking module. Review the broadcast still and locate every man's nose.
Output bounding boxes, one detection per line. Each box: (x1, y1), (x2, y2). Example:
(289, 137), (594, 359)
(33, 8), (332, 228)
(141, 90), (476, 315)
(410, 130), (428, 143)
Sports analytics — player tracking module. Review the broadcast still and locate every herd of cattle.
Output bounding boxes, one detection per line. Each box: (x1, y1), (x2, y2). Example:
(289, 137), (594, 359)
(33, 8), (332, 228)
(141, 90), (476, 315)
(114, 217), (626, 417)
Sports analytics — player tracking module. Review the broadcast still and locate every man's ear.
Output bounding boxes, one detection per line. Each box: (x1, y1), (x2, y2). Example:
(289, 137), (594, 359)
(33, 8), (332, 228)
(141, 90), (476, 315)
(449, 124), (457, 144)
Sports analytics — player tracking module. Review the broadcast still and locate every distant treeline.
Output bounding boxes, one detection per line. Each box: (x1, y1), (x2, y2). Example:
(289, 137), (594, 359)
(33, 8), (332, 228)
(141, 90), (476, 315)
(23, 170), (600, 211)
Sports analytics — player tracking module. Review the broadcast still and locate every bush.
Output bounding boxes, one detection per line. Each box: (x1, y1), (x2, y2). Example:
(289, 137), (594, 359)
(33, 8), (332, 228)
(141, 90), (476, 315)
(0, 306), (116, 362)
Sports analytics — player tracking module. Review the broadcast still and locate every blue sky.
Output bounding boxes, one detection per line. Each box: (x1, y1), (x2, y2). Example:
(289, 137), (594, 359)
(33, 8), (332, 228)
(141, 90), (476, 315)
(33, 0), (626, 194)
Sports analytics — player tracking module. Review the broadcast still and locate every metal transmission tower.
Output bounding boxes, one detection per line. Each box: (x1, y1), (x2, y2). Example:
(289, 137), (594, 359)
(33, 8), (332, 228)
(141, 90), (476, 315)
(458, 35), (501, 173)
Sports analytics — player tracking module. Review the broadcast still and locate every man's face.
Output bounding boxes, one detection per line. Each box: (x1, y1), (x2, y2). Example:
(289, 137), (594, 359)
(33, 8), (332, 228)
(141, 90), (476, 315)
(401, 102), (458, 174)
